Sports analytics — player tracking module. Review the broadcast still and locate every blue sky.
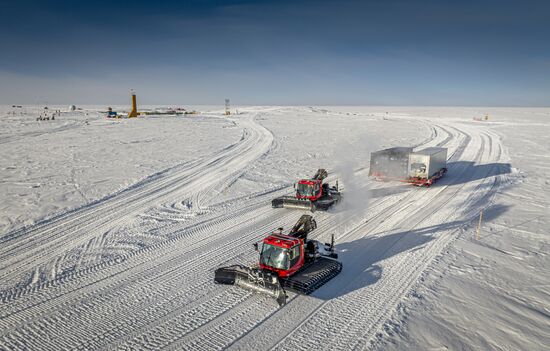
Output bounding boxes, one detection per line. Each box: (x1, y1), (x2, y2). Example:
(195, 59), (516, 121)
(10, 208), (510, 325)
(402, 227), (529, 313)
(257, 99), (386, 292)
(1, 0), (549, 105)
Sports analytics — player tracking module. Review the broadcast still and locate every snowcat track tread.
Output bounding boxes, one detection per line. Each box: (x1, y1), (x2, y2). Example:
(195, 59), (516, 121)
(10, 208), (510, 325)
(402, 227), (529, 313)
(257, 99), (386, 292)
(281, 257), (342, 295)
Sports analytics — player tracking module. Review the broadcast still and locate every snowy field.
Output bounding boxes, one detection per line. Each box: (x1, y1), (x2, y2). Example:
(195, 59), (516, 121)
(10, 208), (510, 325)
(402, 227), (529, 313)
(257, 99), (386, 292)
(0, 105), (548, 350)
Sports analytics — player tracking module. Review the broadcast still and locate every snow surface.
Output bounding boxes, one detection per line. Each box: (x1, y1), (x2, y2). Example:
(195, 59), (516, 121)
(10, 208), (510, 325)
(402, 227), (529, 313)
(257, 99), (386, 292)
(0, 105), (548, 350)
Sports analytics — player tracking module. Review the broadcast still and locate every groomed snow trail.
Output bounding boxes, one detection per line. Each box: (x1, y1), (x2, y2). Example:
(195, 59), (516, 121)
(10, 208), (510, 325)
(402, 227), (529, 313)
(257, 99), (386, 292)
(0, 108), (510, 350)
(0, 113), (273, 293)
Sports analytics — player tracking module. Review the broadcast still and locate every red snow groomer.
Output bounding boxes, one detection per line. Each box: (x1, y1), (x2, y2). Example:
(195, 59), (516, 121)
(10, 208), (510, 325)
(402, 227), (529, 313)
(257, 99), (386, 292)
(272, 169), (341, 211)
(214, 215), (342, 306)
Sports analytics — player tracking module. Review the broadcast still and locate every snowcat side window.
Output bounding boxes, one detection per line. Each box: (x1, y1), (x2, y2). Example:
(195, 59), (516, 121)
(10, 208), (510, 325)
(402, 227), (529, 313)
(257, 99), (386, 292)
(260, 244), (289, 270)
(288, 244), (301, 268)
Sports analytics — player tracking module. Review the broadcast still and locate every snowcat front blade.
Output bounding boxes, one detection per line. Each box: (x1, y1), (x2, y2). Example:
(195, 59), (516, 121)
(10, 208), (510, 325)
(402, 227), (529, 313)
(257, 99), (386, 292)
(214, 265), (287, 306)
(272, 196), (316, 211)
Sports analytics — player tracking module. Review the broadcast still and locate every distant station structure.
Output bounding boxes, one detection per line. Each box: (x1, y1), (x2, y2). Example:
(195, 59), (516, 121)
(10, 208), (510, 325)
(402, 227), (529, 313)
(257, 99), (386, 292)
(105, 90), (199, 119)
(225, 99), (231, 115)
(128, 90), (138, 118)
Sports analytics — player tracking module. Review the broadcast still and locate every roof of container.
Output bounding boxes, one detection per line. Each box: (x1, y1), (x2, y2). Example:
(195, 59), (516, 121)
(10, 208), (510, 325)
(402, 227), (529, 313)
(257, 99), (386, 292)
(412, 147), (447, 155)
(371, 146), (413, 155)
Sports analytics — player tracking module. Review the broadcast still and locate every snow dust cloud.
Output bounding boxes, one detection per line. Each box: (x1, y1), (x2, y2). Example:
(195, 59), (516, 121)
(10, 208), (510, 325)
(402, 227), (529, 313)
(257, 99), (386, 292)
(332, 133), (380, 238)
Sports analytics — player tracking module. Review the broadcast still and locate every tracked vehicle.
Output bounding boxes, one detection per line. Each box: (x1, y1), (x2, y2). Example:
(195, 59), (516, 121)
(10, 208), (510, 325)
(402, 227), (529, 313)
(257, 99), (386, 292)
(214, 215), (342, 306)
(272, 169), (341, 211)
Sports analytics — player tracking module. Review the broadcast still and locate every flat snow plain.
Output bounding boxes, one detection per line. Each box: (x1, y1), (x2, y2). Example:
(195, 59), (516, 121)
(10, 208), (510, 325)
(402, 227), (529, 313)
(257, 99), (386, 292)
(0, 105), (548, 350)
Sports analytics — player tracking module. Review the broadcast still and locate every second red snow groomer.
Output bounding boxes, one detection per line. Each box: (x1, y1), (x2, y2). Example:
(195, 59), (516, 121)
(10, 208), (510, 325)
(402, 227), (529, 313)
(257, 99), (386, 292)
(272, 169), (342, 211)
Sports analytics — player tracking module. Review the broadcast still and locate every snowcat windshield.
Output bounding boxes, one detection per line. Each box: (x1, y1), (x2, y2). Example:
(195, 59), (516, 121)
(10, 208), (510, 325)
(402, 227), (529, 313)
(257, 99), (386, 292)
(260, 243), (289, 270)
(297, 183), (315, 197)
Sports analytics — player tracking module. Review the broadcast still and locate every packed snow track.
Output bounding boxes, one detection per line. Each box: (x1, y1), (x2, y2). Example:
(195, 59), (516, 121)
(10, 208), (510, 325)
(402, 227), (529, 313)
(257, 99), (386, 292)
(0, 107), (513, 350)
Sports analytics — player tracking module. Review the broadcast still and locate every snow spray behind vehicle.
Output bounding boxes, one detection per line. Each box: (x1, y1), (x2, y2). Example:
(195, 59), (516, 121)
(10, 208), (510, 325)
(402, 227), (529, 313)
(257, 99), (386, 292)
(369, 147), (413, 180)
(332, 135), (380, 238)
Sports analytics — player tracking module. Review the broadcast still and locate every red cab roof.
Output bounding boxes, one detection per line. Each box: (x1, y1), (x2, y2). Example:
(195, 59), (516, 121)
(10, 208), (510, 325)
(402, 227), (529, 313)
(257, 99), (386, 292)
(263, 233), (300, 249)
(298, 179), (319, 185)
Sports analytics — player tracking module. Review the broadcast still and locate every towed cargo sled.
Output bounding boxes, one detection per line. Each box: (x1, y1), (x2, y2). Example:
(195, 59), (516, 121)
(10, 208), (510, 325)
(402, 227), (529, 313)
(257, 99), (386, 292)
(369, 147), (448, 187)
(406, 147), (448, 187)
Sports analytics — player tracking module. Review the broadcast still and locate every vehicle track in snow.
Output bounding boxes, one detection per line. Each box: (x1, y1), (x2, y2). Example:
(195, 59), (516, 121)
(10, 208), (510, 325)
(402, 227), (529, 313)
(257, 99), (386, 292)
(0, 122), (85, 145)
(112, 122), (464, 350)
(0, 110), (498, 351)
(184, 120), (495, 351)
(0, 172), (421, 350)
(0, 110), (446, 350)
(261, 125), (507, 351)
(87, 123), (453, 350)
(0, 113), (273, 292)
(178, 121), (473, 350)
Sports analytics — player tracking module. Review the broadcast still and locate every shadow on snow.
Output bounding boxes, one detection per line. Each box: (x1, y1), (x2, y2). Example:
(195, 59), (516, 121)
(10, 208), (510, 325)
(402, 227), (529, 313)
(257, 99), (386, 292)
(441, 161), (512, 186)
(313, 203), (510, 301)
(366, 161), (511, 194)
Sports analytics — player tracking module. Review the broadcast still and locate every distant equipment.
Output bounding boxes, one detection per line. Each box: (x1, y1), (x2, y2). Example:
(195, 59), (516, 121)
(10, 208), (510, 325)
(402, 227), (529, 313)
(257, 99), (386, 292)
(225, 99), (231, 115)
(473, 114), (489, 121)
(128, 90), (138, 118)
(69, 105), (76, 112)
(106, 107), (118, 118)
